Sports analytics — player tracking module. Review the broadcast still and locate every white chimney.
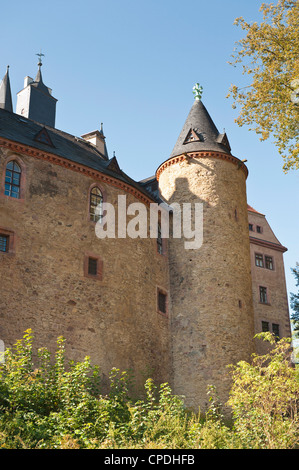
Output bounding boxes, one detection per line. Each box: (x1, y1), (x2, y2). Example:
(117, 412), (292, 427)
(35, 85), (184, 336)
(81, 128), (107, 159)
(24, 76), (33, 87)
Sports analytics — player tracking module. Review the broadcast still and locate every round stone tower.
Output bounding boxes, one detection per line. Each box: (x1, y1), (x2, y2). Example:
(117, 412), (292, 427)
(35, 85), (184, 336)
(157, 88), (255, 412)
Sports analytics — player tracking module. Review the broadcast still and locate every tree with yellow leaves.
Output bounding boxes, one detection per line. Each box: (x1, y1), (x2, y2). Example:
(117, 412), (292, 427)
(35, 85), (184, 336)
(227, 0), (299, 171)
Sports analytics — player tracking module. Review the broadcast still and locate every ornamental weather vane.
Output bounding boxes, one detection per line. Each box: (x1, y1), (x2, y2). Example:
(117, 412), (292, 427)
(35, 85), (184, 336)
(36, 50), (45, 66)
(193, 83), (203, 101)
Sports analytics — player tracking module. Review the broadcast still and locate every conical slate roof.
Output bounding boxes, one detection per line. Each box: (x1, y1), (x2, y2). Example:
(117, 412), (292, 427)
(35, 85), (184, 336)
(170, 99), (231, 158)
(31, 65), (52, 95)
(0, 66), (13, 112)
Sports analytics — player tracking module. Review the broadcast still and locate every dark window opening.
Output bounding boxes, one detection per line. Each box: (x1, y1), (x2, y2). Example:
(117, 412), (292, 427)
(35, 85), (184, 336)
(272, 323), (280, 339)
(265, 256), (274, 270)
(249, 223), (253, 231)
(259, 286), (268, 304)
(158, 290), (167, 315)
(88, 257), (98, 276)
(256, 225), (262, 233)
(262, 321), (269, 332)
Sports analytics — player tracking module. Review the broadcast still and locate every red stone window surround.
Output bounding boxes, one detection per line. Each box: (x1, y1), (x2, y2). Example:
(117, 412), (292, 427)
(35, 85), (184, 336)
(84, 253), (103, 281)
(0, 227), (16, 255)
(157, 287), (168, 317)
(0, 155), (26, 202)
(261, 320), (280, 339)
(254, 252), (275, 271)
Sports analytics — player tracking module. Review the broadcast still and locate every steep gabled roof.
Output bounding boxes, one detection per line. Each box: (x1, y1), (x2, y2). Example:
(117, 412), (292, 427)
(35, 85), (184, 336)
(0, 66), (13, 112)
(0, 108), (157, 202)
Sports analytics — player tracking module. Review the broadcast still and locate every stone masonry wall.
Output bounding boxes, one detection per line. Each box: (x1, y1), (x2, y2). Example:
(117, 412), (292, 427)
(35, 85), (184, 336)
(248, 211), (291, 355)
(0, 147), (171, 392)
(158, 154), (255, 412)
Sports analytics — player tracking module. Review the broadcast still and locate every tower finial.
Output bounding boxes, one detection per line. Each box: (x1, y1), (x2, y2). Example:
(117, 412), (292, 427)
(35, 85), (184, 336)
(192, 83), (203, 101)
(36, 50), (45, 67)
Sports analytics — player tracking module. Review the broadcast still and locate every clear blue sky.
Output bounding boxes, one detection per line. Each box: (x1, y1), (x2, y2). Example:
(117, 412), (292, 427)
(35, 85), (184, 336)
(1, 0), (298, 311)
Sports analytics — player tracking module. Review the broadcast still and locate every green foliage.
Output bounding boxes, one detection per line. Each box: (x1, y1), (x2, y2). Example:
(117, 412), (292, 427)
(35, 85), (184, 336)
(290, 263), (299, 339)
(228, 332), (299, 449)
(0, 330), (298, 449)
(227, 0), (299, 171)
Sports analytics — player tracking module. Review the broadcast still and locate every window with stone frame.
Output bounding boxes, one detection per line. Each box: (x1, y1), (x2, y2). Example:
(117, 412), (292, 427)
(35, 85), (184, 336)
(89, 186), (103, 222)
(0, 229), (15, 254)
(84, 254), (103, 281)
(255, 253), (264, 267)
(0, 234), (9, 253)
(265, 255), (274, 270)
(259, 286), (268, 304)
(4, 160), (21, 199)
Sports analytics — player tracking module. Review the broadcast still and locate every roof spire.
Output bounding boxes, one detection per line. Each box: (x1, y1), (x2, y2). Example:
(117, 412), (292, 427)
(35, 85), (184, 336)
(169, 88), (232, 158)
(35, 50), (45, 84)
(0, 65), (13, 112)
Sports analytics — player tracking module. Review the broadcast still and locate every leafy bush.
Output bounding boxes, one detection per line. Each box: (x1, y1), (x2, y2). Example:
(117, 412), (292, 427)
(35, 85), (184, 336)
(228, 332), (299, 449)
(0, 330), (298, 449)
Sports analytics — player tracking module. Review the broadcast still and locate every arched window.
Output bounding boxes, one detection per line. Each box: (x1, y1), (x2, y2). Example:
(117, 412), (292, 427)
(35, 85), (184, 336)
(4, 160), (21, 199)
(90, 186), (103, 222)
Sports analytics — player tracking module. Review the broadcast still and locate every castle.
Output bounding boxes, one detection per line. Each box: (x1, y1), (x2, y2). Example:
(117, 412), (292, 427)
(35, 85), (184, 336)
(0, 62), (291, 411)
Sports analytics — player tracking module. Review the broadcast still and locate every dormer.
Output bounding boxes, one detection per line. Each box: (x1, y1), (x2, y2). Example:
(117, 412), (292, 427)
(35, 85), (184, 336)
(81, 126), (108, 160)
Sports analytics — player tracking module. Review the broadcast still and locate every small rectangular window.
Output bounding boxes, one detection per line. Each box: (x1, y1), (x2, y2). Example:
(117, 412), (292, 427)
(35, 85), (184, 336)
(88, 257), (98, 276)
(262, 321), (269, 332)
(0, 235), (9, 252)
(249, 223), (254, 231)
(157, 289), (167, 316)
(265, 256), (273, 270)
(256, 225), (262, 233)
(259, 286), (268, 304)
(84, 254), (102, 280)
(255, 253), (264, 267)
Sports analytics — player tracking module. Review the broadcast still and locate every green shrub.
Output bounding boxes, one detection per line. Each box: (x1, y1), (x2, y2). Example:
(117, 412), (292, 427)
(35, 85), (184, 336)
(0, 330), (298, 449)
(228, 333), (299, 449)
